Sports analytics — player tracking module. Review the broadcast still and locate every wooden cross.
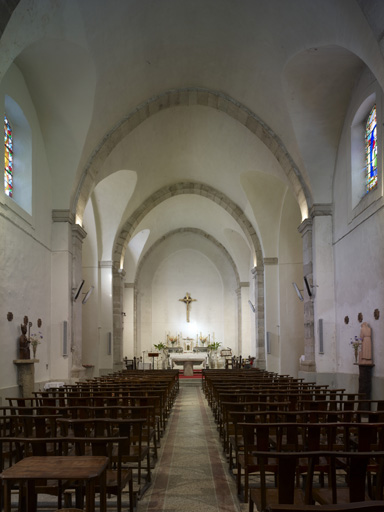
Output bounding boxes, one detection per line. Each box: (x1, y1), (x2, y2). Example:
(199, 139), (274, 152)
(179, 292), (196, 323)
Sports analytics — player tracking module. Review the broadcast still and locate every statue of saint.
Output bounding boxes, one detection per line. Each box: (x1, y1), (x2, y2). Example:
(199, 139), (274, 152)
(19, 323), (30, 359)
(359, 322), (373, 365)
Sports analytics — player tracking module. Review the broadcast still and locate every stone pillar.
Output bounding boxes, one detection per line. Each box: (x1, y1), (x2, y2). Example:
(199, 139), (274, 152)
(298, 219), (316, 373)
(252, 264), (266, 370)
(112, 265), (125, 371)
(13, 359), (38, 397)
(358, 364), (375, 410)
(236, 286), (242, 355)
(310, 204), (336, 375)
(71, 223), (87, 380)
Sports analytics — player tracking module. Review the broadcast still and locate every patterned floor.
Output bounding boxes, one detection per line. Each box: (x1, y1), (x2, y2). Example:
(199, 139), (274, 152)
(138, 382), (247, 512)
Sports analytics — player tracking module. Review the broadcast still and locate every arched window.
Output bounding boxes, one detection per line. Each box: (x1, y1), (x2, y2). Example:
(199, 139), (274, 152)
(4, 114), (13, 198)
(365, 104), (377, 192)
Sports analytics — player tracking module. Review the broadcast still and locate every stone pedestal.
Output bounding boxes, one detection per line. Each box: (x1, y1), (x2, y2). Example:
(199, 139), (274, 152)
(13, 359), (39, 397)
(358, 363), (374, 410)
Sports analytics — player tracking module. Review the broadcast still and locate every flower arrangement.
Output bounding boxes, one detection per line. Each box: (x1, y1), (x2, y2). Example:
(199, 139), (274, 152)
(350, 336), (362, 363)
(29, 331), (43, 358)
(154, 342), (167, 352)
(168, 336), (178, 346)
(207, 341), (221, 352)
(199, 335), (209, 345)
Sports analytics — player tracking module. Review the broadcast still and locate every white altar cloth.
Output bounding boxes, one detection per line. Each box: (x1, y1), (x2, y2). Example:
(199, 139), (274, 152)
(170, 353), (206, 376)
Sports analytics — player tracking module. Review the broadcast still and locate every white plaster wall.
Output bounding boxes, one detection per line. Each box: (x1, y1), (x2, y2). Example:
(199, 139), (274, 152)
(0, 62), (53, 393)
(333, 71), (384, 394)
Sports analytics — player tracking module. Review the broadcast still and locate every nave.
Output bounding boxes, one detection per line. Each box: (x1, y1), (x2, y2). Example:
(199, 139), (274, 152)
(138, 381), (246, 512)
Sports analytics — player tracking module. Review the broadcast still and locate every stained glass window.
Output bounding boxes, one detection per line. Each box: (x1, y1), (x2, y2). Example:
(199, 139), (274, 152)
(365, 104), (377, 193)
(4, 115), (13, 197)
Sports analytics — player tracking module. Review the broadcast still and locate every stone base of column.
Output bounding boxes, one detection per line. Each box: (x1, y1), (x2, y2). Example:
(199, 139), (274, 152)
(71, 366), (86, 380)
(358, 363), (374, 410)
(255, 358), (266, 370)
(299, 360), (316, 372)
(113, 362), (124, 372)
(298, 370), (317, 383)
(13, 359), (38, 397)
(298, 360), (316, 383)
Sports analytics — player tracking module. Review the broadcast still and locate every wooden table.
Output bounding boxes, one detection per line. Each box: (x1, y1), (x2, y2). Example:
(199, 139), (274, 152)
(0, 455), (108, 512)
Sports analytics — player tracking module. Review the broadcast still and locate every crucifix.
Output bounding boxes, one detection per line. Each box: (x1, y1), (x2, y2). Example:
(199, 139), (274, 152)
(179, 292), (197, 323)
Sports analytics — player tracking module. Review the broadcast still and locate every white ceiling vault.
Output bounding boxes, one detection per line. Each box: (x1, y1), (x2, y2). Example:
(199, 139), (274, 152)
(2, 0), (384, 279)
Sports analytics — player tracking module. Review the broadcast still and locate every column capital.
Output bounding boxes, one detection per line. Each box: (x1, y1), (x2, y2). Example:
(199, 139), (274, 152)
(310, 203), (333, 218)
(52, 209), (75, 224)
(251, 264), (264, 275)
(72, 223), (87, 242)
(264, 257), (278, 266)
(298, 218), (312, 237)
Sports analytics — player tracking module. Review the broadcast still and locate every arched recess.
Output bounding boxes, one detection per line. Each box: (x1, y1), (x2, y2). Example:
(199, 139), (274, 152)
(72, 87), (312, 223)
(133, 228), (243, 355)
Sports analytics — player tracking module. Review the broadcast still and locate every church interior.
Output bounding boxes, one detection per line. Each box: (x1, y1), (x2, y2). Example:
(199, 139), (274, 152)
(1, 0), (384, 401)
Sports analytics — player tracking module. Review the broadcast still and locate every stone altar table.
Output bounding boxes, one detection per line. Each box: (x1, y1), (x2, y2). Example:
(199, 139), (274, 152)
(170, 353), (207, 376)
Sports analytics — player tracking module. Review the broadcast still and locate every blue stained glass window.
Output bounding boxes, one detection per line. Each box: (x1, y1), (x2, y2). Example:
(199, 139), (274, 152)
(365, 105), (377, 193)
(4, 115), (13, 197)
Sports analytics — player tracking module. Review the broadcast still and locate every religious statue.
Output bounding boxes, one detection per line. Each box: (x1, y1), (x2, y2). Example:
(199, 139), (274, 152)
(19, 323), (30, 359)
(179, 292), (196, 322)
(359, 322), (373, 365)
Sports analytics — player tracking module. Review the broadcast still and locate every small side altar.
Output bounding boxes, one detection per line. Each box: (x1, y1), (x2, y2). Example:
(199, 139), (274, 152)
(13, 359), (39, 397)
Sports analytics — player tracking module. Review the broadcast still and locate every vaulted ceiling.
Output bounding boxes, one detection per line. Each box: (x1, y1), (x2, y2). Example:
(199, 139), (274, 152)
(2, 0), (384, 276)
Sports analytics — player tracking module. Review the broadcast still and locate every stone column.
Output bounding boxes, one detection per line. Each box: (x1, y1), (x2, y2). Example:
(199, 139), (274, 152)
(236, 286), (242, 355)
(112, 265), (125, 371)
(252, 264), (266, 369)
(298, 219), (316, 373)
(13, 359), (38, 397)
(71, 223), (87, 380)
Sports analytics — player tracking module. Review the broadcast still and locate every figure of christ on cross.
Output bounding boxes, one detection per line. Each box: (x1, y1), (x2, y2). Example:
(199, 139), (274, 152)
(179, 292), (197, 322)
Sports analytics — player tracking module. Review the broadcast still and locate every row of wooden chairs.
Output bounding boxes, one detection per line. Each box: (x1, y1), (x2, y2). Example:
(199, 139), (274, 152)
(0, 369), (180, 511)
(203, 369), (384, 510)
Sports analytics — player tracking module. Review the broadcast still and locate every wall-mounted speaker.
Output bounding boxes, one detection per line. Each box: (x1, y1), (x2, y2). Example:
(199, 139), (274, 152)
(304, 276), (312, 297)
(107, 332), (112, 355)
(266, 331), (271, 354)
(63, 320), (68, 356)
(319, 318), (324, 354)
(73, 280), (84, 301)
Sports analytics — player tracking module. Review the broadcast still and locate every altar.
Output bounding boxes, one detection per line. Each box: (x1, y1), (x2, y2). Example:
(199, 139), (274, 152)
(169, 353), (207, 376)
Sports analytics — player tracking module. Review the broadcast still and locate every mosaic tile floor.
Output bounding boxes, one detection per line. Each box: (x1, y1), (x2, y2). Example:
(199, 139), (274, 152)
(138, 383), (247, 512)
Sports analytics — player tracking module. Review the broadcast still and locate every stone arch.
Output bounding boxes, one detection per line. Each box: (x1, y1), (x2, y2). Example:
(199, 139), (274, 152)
(73, 87), (312, 222)
(113, 181), (262, 269)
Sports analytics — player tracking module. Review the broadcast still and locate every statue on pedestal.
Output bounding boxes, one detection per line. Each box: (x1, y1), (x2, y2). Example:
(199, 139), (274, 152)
(359, 322), (373, 365)
(19, 323), (30, 360)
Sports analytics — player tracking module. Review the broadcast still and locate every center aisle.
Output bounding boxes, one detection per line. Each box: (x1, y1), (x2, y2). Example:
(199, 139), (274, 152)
(138, 383), (247, 512)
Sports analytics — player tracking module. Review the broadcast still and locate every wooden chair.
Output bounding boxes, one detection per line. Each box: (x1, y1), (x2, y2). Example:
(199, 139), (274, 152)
(309, 451), (384, 505)
(249, 451), (312, 512)
(71, 436), (133, 512)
